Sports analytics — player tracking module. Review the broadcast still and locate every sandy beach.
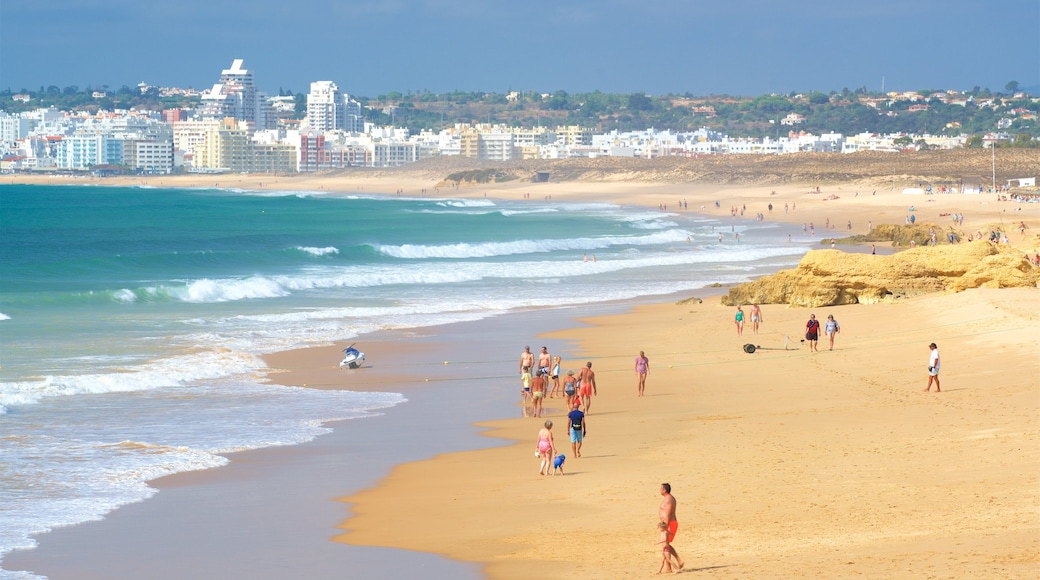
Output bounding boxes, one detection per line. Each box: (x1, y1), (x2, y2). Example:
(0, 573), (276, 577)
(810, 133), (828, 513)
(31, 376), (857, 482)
(4, 153), (1039, 578)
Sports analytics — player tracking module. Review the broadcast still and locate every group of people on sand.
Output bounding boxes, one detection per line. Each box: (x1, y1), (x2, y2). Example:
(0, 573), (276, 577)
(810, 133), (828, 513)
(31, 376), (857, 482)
(525, 346), (685, 573)
(520, 345), (598, 417)
(733, 304), (764, 336)
(524, 345), (656, 478)
(804, 313), (841, 351)
(522, 345), (597, 476)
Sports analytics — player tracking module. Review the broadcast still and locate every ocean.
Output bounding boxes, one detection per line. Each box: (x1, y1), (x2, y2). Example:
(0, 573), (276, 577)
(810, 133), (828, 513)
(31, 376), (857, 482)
(0, 183), (808, 578)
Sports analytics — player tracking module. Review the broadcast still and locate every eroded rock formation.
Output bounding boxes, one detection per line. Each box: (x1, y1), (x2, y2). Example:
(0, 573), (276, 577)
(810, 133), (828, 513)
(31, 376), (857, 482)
(722, 242), (1040, 308)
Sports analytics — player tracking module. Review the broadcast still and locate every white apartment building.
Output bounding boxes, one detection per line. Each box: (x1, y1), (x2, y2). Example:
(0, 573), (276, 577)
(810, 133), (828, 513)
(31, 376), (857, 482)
(134, 141), (174, 174)
(198, 59), (273, 132)
(306, 81), (365, 133)
(54, 135), (104, 169)
(371, 141), (421, 167)
(172, 119), (222, 158)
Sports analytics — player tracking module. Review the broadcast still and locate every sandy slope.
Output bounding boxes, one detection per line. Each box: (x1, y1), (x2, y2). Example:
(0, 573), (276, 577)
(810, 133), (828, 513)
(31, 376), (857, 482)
(337, 288), (1039, 578)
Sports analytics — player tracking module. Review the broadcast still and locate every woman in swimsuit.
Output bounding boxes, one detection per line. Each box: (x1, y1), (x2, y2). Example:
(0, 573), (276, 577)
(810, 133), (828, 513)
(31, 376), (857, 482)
(563, 370), (577, 408)
(734, 306), (744, 336)
(536, 420), (555, 476)
(549, 356), (562, 398)
(635, 351), (649, 397)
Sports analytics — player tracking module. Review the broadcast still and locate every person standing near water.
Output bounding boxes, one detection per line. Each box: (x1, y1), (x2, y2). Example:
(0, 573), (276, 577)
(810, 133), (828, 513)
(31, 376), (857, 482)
(520, 345), (534, 374)
(734, 306), (745, 336)
(635, 351), (649, 396)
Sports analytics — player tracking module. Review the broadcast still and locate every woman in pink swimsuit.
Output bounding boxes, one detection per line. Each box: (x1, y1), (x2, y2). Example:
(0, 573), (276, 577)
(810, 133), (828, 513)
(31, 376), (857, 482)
(536, 420), (556, 476)
(635, 351), (649, 397)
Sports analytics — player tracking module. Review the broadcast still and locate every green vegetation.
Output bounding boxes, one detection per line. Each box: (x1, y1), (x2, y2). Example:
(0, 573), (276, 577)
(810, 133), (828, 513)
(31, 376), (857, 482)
(443, 169), (515, 184)
(2, 84), (1037, 142)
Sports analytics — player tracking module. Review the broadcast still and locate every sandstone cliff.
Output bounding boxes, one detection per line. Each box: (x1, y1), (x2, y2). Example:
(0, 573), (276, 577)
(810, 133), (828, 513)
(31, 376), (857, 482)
(722, 242), (1040, 308)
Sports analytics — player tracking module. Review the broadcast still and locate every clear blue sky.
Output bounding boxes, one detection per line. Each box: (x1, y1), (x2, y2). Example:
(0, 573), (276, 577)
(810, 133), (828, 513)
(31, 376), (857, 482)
(2, 0), (1038, 97)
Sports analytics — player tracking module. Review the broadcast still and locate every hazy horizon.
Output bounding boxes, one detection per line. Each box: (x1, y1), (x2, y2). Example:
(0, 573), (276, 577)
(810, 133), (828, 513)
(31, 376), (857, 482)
(2, 1), (1038, 98)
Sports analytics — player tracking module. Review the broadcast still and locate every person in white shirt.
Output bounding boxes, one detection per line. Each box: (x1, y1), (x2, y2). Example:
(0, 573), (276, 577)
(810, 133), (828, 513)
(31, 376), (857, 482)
(925, 343), (941, 392)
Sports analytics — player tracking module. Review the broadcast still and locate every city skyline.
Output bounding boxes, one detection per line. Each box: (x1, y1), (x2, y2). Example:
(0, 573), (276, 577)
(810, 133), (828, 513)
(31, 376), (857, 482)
(2, 1), (1039, 98)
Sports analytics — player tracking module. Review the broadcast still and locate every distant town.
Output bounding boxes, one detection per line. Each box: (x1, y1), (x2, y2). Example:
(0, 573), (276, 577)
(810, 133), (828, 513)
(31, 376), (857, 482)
(1, 59), (1037, 175)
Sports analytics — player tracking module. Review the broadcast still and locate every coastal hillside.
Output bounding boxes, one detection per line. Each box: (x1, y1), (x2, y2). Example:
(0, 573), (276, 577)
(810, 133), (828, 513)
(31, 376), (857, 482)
(324, 149), (1040, 188)
(722, 242), (1040, 308)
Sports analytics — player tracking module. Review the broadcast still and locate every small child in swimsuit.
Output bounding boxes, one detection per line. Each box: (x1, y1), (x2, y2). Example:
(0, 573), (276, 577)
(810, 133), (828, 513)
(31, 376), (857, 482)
(520, 366), (531, 402)
(656, 521), (675, 574)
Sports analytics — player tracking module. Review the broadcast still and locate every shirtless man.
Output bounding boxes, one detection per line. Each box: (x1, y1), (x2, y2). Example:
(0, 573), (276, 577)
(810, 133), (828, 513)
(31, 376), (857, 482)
(658, 483), (684, 570)
(520, 345), (535, 375)
(577, 361), (598, 415)
(537, 346), (552, 379)
(750, 304), (763, 334)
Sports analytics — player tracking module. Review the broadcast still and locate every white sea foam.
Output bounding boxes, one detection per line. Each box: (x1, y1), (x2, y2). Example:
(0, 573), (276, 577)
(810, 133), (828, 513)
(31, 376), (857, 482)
(0, 349), (265, 409)
(113, 289), (137, 303)
(295, 246), (340, 257)
(374, 229), (692, 259)
(435, 199), (496, 208)
(0, 382), (406, 576)
(117, 241), (805, 307)
(0, 312), (10, 321)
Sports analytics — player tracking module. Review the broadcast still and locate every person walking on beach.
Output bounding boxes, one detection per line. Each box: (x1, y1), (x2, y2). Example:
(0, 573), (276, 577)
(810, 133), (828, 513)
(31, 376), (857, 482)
(635, 350), (650, 396)
(750, 304), (763, 334)
(658, 483), (685, 571)
(536, 420), (556, 476)
(568, 402), (586, 458)
(520, 345), (534, 375)
(537, 346), (552, 378)
(520, 366), (532, 402)
(656, 521), (678, 574)
(805, 314), (820, 352)
(563, 369), (577, 408)
(925, 343), (941, 392)
(824, 315), (841, 350)
(734, 306), (745, 336)
(550, 356), (562, 398)
(577, 362), (597, 415)
(531, 370), (546, 417)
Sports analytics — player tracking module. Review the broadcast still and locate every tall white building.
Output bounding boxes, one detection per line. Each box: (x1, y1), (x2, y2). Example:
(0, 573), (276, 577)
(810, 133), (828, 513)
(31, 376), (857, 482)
(198, 59), (273, 132)
(306, 81), (364, 133)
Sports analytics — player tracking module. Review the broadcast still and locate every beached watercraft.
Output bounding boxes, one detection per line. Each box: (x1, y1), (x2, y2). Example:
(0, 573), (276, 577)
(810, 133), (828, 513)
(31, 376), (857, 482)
(339, 344), (365, 369)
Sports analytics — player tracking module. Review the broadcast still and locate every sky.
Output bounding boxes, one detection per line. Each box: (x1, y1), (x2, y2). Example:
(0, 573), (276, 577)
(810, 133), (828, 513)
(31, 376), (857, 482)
(2, 0), (1038, 98)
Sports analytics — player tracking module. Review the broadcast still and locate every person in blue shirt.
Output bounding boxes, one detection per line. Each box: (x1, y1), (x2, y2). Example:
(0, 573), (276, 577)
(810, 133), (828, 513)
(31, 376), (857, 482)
(567, 402), (586, 459)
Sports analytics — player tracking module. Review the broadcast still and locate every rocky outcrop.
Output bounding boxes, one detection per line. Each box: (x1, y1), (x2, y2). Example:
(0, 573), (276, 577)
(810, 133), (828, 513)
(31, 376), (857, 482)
(722, 242), (1040, 308)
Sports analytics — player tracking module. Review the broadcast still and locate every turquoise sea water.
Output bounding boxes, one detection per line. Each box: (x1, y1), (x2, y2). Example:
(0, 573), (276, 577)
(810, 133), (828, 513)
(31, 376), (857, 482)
(0, 184), (808, 578)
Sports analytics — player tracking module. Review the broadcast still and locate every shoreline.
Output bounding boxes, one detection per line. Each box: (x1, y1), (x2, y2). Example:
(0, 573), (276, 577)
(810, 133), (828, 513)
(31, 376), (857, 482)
(4, 169), (1039, 579)
(5, 170), (1038, 253)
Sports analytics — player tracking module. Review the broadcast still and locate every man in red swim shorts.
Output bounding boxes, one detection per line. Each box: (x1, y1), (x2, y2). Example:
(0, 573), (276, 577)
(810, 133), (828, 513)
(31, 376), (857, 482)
(659, 483), (685, 570)
(577, 361), (597, 415)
